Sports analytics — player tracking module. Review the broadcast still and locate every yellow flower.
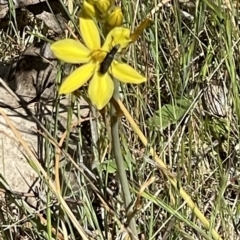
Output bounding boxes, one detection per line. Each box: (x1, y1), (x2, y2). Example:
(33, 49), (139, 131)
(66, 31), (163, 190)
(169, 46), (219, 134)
(51, 17), (146, 110)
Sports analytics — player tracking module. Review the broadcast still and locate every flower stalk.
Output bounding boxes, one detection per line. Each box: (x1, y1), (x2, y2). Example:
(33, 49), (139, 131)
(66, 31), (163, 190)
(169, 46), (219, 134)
(111, 79), (138, 239)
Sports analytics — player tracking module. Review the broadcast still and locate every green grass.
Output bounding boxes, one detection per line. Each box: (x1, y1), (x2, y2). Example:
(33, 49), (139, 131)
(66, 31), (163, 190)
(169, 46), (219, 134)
(0, 0), (240, 239)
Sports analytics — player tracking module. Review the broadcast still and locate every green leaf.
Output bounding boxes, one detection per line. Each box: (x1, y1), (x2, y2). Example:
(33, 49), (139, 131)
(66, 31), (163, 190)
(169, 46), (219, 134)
(147, 98), (191, 129)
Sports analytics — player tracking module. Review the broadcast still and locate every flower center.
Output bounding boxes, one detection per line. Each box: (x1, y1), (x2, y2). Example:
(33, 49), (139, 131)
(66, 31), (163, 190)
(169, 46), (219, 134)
(91, 49), (106, 63)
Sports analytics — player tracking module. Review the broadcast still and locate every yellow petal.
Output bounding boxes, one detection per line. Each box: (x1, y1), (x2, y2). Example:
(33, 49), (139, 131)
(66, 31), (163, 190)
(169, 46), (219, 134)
(111, 60), (146, 84)
(79, 17), (101, 50)
(51, 39), (91, 63)
(59, 63), (96, 94)
(102, 27), (132, 51)
(88, 72), (114, 109)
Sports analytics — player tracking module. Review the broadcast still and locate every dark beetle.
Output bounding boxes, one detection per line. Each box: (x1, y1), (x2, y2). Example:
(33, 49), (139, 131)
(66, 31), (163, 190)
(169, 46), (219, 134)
(99, 44), (120, 74)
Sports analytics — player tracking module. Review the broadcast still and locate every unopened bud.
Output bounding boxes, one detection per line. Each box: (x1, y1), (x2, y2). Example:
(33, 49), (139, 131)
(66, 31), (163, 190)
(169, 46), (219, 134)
(96, 0), (112, 14)
(82, 0), (96, 17)
(130, 18), (153, 42)
(107, 7), (123, 28)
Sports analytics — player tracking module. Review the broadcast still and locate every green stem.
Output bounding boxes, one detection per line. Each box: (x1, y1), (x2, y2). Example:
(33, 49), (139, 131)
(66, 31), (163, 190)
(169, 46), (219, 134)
(111, 79), (138, 239)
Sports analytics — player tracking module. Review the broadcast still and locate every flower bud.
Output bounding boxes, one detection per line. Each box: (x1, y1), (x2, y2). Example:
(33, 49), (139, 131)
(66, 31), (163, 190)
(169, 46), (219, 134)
(96, 0), (112, 14)
(86, 0), (99, 4)
(82, 0), (96, 17)
(107, 7), (123, 28)
(130, 18), (153, 42)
